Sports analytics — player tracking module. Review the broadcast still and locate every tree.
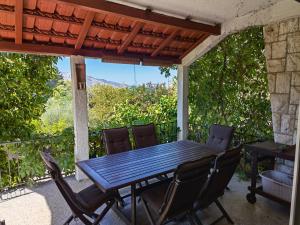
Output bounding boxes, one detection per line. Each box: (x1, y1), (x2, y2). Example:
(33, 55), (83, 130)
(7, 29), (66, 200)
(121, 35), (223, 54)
(0, 53), (60, 141)
(88, 83), (177, 128)
(160, 26), (272, 142)
(34, 80), (73, 134)
(110, 83), (177, 126)
(88, 84), (130, 128)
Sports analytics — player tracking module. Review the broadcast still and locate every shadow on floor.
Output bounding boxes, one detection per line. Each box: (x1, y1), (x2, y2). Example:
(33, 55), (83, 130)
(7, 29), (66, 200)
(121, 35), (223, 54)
(0, 176), (290, 225)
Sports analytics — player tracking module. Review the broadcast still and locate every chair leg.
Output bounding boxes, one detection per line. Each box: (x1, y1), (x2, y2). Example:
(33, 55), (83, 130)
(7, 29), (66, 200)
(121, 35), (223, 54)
(187, 212), (200, 225)
(191, 212), (203, 225)
(141, 198), (156, 225)
(63, 215), (74, 225)
(115, 191), (125, 208)
(215, 200), (234, 224)
(76, 214), (93, 225)
(93, 200), (114, 225)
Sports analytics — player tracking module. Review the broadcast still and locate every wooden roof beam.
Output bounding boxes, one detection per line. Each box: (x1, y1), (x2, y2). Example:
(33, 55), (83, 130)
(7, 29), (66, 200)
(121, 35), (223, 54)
(0, 41), (181, 65)
(151, 30), (178, 57)
(56, 0), (220, 35)
(118, 21), (144, 54)
(75, 11), (95, 49)
(15, 0), (23, 44)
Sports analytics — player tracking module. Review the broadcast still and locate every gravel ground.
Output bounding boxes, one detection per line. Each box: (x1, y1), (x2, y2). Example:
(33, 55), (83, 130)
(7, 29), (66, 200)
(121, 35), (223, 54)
(0, 175), (290, 225)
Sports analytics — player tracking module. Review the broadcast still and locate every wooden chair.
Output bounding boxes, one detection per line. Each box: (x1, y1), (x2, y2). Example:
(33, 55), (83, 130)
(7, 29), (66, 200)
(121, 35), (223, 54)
(102, 127), (134, 205)
(40, 150), (116, 225)
(132, 123), (159, 149)
(132, 123), (168, 181)
(102, 127), (132, 155)
(193, 146), (242, 225)
(140, 155), (216, 225)
(206, 124), (234, 152)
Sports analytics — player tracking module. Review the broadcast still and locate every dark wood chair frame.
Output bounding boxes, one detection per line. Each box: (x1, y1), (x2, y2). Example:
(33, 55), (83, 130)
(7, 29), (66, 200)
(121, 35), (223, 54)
(193, 146), (242, 225)
(132, 123), (159, 149)
(206, 124), (235, 152)
(40, 150), (116, 225)
(132, 123), (169, 181)
(140, 155), (216, 225)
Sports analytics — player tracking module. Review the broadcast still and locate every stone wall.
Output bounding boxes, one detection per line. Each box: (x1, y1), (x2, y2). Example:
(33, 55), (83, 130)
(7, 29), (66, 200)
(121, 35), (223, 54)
(264, 16), (300, 145)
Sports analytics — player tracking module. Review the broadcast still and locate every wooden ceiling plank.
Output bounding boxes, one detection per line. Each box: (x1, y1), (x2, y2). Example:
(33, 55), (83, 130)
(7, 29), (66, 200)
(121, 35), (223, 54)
(151, 29), (178, 57)
(15, 0), (23, 44)
(118, 21), (144, 54)
(55, 0), (220, 35)
(75, 11), (95, 49)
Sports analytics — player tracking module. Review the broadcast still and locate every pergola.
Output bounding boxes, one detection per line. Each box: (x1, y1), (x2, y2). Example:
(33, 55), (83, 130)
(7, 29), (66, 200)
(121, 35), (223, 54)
(0, 0), (300, 224)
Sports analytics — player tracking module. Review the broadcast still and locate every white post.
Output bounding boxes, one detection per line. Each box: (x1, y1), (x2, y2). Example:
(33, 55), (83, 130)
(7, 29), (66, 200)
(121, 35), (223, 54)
(177, 65), (189, 140)
(290, 102), (300, 225)
(70, 56), (89, 181)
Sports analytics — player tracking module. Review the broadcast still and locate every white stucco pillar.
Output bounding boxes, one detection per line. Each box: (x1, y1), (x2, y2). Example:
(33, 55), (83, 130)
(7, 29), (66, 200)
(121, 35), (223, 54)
(70, 56), (89, 181)
(177, 65), (189, 140)
(290, 102), (300, 225)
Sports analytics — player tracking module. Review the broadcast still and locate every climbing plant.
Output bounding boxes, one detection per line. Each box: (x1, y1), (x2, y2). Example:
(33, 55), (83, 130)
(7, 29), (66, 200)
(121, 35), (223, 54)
(160, 26), (273, 143)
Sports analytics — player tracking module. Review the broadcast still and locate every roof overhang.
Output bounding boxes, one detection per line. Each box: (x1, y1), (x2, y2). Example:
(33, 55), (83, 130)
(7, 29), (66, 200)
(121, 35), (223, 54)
(0, 0), (296, 66)
(0, 0), (221, 66)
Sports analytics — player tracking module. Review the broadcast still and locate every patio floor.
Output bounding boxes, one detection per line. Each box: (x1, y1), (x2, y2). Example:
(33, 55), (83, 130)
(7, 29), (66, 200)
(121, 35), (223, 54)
(0, 175), (290, 225)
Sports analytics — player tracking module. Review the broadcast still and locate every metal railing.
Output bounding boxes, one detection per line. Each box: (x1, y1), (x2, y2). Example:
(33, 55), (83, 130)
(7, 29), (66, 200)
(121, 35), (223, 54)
(0, 122), (178, 200)
(1, 121), (271, 200)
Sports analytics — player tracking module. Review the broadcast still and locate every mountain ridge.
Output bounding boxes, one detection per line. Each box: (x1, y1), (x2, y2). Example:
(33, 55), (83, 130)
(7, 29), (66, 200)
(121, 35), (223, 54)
(61, 73), (129, 88)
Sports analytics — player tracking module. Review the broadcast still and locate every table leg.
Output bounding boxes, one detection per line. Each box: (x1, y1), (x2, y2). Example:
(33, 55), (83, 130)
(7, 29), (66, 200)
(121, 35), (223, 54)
(131, 184), (137, 225)
(247, 151), (257, 204)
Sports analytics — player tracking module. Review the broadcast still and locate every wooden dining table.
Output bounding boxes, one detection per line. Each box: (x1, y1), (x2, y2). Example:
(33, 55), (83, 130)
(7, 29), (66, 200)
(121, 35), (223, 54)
(77, 140), (218, 225)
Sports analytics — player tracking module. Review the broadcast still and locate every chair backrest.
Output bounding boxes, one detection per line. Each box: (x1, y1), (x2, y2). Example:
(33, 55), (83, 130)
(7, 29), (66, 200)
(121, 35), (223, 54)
(132, 123), (159, 149)
(40, 151), (86, 216)
(158, 155), (215, 223)
(196, 145), (242, 209)
(102, 127), (132, 155)
(206, 124), (234, 151)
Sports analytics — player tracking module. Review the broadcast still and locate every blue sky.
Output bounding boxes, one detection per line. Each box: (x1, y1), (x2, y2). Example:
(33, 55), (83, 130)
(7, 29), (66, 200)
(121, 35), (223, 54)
(57, 57), (176, 85)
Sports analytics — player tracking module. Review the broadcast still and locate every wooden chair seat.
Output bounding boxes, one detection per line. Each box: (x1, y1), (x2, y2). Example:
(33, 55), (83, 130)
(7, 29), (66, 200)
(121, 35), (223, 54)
(140, 155), (216, 225)
(140, 180), (171, 212)
(76, 184), (115, 212)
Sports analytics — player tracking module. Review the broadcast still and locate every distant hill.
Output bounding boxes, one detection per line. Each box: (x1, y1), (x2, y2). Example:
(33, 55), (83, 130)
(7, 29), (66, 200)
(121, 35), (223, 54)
(61, 73), (128, 88)
(86, 76), (128, 88)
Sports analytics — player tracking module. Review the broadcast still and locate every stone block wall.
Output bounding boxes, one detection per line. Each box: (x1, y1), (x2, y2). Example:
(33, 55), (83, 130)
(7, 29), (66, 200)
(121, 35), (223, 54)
(264, 16), (300, 145)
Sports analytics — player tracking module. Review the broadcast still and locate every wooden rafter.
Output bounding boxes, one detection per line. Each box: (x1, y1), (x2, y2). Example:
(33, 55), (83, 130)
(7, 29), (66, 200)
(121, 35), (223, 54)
(0, 41), (181, 64)
(151, 30), (178, 57)
(118, 21), (144, 54)
(56, 0), (221, 34)
(15, 0), (23, 44)
(0, 24), (186, 54)
(75, 11), (95, 49)
(0, 5), (200, 44)
(179, 33), (209, 59)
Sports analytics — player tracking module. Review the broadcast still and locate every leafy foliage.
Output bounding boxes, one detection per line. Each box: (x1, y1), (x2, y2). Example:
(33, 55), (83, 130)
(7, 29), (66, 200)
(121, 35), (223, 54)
(34, 80), (73, 134)
(89, 83), (177, 128)
(0, 53), (60, 141)
(161, 26), (273, 143)
(88, 84), (130, 127)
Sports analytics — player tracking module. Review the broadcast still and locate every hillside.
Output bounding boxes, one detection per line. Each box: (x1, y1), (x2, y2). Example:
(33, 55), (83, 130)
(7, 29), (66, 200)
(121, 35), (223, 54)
(61, 73), (128, 88)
